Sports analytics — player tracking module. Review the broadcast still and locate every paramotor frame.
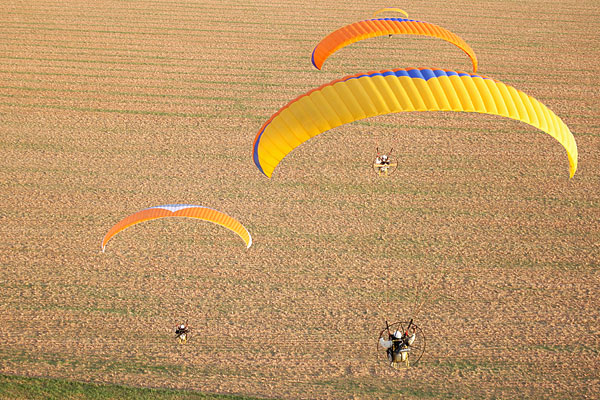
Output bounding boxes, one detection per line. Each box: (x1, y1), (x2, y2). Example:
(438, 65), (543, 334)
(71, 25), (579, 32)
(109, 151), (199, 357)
(378, 320), (425, 369)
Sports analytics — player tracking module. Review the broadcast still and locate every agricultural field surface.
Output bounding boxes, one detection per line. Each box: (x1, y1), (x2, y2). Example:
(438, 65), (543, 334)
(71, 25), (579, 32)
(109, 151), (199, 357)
(0, 0), (598, 399)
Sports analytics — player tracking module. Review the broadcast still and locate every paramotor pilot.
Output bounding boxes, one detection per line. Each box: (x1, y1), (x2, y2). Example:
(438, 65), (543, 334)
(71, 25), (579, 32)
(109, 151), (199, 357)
(175, 323), (190, 344)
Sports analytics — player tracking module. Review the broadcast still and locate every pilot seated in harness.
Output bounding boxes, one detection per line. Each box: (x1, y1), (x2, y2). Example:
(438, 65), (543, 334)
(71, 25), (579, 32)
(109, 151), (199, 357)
(379, 329), (416, 367)
(175, 323), (190, 344)
(374, 148), (394, 176)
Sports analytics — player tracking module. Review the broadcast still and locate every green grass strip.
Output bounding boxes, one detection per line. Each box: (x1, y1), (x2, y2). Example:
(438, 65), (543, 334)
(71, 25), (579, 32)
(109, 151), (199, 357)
(0, 373), (270, 400)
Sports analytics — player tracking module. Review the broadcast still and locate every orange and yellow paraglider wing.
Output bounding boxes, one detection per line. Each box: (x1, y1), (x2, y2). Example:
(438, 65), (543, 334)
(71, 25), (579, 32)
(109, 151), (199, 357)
(172, 206), (252, 249)
(252, 68), (577, 178)
(311, 18), (478, 72)
(101, 207), (172, 251)
(101, 204), (252, 251)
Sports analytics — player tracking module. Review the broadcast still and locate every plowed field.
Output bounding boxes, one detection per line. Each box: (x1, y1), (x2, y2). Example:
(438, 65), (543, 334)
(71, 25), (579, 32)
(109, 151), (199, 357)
(1, 1), (598, 398)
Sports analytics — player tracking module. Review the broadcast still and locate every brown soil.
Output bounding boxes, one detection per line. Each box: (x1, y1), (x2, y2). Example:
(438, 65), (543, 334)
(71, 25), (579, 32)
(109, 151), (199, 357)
(0, 0), (598, 398)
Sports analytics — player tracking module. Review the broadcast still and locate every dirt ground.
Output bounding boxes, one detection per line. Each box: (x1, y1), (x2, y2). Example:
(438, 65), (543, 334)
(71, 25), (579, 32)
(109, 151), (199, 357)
(0, 0), (598, 398)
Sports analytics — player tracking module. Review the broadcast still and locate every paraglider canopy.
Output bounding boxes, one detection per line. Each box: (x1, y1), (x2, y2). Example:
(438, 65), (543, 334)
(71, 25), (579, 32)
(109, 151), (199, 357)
(252, 67), (577, 179)
(101, 204), (252, 251)
(373, 7), (409, 18)
(311, 18), (478, 72)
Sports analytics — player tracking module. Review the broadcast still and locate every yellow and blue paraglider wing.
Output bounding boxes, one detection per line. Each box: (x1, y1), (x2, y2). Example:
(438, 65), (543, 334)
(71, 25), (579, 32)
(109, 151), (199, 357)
(252, 68), (577, 178)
